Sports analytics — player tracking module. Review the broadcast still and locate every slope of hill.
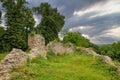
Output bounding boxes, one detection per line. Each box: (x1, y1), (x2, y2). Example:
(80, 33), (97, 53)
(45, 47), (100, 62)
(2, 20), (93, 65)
(11, 53), (120, 80)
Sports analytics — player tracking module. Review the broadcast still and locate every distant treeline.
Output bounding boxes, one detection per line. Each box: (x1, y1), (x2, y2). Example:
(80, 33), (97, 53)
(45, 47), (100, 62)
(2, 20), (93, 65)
(98, 42), (120, 61)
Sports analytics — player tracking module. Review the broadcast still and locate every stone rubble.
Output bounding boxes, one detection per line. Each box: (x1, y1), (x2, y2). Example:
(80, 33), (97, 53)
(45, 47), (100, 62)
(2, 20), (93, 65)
(0, 48), (28, 80)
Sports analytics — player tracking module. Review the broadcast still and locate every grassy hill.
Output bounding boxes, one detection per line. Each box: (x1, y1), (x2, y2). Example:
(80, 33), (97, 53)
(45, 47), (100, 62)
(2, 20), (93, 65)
(11, 52), (120, 80)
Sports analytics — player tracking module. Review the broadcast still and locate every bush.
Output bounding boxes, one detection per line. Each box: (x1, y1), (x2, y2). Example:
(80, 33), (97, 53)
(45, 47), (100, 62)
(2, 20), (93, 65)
(99, 42), (120, 61)
(63, 32), (93, 47)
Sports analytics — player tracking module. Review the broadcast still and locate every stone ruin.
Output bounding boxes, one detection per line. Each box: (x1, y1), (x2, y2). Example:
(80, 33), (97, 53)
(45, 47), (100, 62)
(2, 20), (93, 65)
(28, 34), (47, 59)
(82, 48), (116, 66)
(47, 42), (75, 55)
(0, 48), (28, 80)
(101, 55), (116, 67)
(0, 34), (47, 80)
(82, 48), (101, 57)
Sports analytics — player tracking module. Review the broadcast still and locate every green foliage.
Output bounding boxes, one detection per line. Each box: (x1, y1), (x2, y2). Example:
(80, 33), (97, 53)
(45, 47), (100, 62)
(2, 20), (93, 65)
(63, 32), (94, 47)
(30, 31), (36, 36)
(37, 16), (58, 44)
(11, 53), (120, 80)
(0, 27), (5, 52)
(99, 42), (120, 61)
(0, 52), (8, 60)
(0, 0), (35, 51)
(0, 26), (5, 37)
(33, 2), (65, 44)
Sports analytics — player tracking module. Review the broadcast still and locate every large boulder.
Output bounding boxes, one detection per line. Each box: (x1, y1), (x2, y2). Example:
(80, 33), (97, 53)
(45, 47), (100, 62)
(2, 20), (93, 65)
(47, 42), (75, 55)
(28, 34), (47, 59)
(0, 48), (28, 80)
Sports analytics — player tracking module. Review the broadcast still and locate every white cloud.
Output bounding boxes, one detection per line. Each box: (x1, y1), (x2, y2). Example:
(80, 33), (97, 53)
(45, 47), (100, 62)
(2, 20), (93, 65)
(68, 26), (93, 32)
(88, 26), (120, 44)
(90, 37), (102, 44)
(103, 26), (120, 38)
(33, 14), (41, 26)
(73, 0), (120, 18)
(82, 34), (90, 39)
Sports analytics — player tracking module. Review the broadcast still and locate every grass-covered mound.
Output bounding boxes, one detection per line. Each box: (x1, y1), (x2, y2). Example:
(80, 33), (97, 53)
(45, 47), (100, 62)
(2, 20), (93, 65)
(11, 52), (120, 80)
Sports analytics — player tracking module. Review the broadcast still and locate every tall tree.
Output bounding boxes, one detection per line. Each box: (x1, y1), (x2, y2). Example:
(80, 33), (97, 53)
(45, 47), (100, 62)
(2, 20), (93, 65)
(0, 26), (5, 52)
(33, 2), (65, 44)
(0, 0), (35, 51)
(0, 26), (5, 37)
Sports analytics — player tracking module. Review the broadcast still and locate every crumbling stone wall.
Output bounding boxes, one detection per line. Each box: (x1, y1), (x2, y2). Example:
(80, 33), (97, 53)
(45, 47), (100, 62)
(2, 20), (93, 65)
(28, 34), (47, 59)
(0, 48), (28, 80)
(0, 34), (47, 80)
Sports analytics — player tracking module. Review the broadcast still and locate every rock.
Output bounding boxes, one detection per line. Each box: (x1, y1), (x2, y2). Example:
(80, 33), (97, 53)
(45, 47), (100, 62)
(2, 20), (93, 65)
(81, 48), (117, 67)
(47, 42), (75, 55)
(0, 48), (28, 80)
(28, 34), (47, 59)
(29, 48), (47, 59)
(82, 48), (100, 57)
(1, 49), (28, 67)
(101, 55), (115, 66)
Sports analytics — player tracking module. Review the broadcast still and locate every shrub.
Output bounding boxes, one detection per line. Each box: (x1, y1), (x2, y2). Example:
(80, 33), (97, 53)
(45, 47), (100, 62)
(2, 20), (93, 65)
(63, 32), (93, 47)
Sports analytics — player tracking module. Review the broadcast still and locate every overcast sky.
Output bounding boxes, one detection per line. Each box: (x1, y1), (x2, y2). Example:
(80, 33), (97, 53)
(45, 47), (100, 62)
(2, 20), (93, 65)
(2, 0), (120, 44)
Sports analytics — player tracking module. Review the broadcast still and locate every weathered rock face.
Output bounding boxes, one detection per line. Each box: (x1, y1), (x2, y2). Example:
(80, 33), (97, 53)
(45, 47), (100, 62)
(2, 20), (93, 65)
(82, 48), (116, 66)
(28, 34), (47, 59)
(0, 48), (28, 80)
(82, 48), (100, 57)
(47, 42), (75, 55)
(101, 55), (115, 66)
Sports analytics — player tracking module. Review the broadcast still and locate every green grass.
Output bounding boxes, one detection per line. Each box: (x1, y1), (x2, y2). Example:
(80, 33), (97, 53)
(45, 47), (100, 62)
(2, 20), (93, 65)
(11, 53), (120, 80)
(0, 52), (8, 61)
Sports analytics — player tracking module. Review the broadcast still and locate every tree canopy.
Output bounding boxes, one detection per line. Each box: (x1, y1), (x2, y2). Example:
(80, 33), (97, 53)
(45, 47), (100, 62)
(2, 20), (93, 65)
(0, 0), (35, 52)
(33, 2), (65, 44)
(63, 32), (94, 47)
(98, 42), (120, 61)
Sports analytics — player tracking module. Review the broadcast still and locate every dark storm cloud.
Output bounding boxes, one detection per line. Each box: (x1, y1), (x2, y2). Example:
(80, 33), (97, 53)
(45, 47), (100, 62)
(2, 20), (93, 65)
(95, 36), (117, 44)
(68, 12), (120, 37)
(52, 0), (107, 18)
(27, 0), (106, 17)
